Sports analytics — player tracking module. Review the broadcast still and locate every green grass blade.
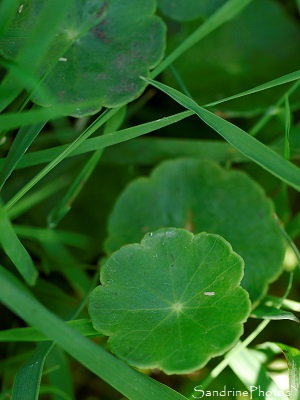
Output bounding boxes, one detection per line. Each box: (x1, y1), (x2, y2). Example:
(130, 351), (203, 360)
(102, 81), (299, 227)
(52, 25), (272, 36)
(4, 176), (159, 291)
(0, 319), (100, 342)
(11, 341), (53, 400)
(48, 149), (104, 227)
(275, 343), (300, 400)
(144, 78), (300, 192)
(0, 202), (38, 286)
(8, 178), (68, 220)
(10, 265), (96, 400)
(151, 0), (253, 78)
(249, 79), (300, 137)
(168, 65), (193, 98)
(284, 96), (291, 160)
(0, 111), (193, 171)
(204, 70), (300, 108)
(13, 225), (89, 249)
(4, 108), (118, 211)
(0, 101), (101, 130)
(48, 107), (126, 227)
(0, 118), (46, 190)
(0, 266), (188, 400)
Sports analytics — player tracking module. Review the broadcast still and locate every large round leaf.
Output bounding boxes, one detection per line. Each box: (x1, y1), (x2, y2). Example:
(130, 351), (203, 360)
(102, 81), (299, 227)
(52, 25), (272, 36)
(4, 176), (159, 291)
(105, 159), (285, 304)
(0, 0), (165, 116)
(164, 0), (300, 114)
(89, 228), (250, 374)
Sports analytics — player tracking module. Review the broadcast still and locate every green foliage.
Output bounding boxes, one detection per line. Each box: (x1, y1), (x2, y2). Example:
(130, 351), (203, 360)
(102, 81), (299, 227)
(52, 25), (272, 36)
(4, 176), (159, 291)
(105, 159), (285, 303)
(165, 0), (300, 114)
(90, 228), (250, 374)
(0, 0), (300, 399)
(0, 0), (166, 116)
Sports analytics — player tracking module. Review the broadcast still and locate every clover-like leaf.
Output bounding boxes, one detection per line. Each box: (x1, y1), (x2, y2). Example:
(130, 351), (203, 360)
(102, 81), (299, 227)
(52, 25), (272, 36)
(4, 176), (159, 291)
(89, 228), (250, 374)
(105, 159), (285, 305)
(158, 0), (226, 21)
(0, 0), (165, 116)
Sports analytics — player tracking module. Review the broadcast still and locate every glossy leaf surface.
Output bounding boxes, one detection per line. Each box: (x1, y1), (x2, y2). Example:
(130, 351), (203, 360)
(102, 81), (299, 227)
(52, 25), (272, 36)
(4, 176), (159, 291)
(105, 159), (285, 304)
(89, 228), (250, 374)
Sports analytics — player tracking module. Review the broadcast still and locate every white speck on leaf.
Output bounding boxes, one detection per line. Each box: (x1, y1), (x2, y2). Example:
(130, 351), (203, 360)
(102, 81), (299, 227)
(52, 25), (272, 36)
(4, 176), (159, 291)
(59, 57), (68, 62)
(18, 5), (24, 13)
(204, 292), (215, 296)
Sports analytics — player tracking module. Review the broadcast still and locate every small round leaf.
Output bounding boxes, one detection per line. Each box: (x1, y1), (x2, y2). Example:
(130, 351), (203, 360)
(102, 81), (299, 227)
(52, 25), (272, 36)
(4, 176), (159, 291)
(105, 159), (285, 304)
(89, 228), (250, 374)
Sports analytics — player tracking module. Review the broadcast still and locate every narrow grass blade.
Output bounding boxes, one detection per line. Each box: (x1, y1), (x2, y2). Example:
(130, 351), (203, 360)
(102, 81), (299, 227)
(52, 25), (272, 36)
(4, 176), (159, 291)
(250, 79), (300, 137)
(205, 70), (300, 108)
(228, 347), (288, 400)
(8, 178), (68, 220)
(151, 0), (253, 78)
(11, 341), (53, 400)
(0, 118), (46, 190)
(0, 319), (100, 342)
(10, 266), (96, 400)
(4, 108), (119, 211)
(0, 202), (37, 286)
(0, 267), (188, 400)
(284, 96), (291, 160)
(0, 111), (193, 171)
(0, 101), (101, 131)
(275, 343), (300, 400)
(168, 65), (193, 98)
(13, 225), (89, 249)
(48, 150), (103, 227)
(143, 78), (300, 192)
(48, 107), (126, 227)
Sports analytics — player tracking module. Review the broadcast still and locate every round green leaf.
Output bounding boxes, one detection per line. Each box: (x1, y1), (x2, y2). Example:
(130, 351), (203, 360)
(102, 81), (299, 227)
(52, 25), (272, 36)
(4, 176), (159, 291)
(0, 0), (165, 116)
(105, 159), (285, 304)
(158, 0), (226, 21)
(89, 228), (250, 374)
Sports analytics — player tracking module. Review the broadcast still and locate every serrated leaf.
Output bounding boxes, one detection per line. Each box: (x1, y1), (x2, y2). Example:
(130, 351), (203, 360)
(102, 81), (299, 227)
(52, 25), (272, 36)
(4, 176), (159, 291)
(105, 159), (285, 304)
(0, 0), (165, 116)
(89, 228), (251, 374)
